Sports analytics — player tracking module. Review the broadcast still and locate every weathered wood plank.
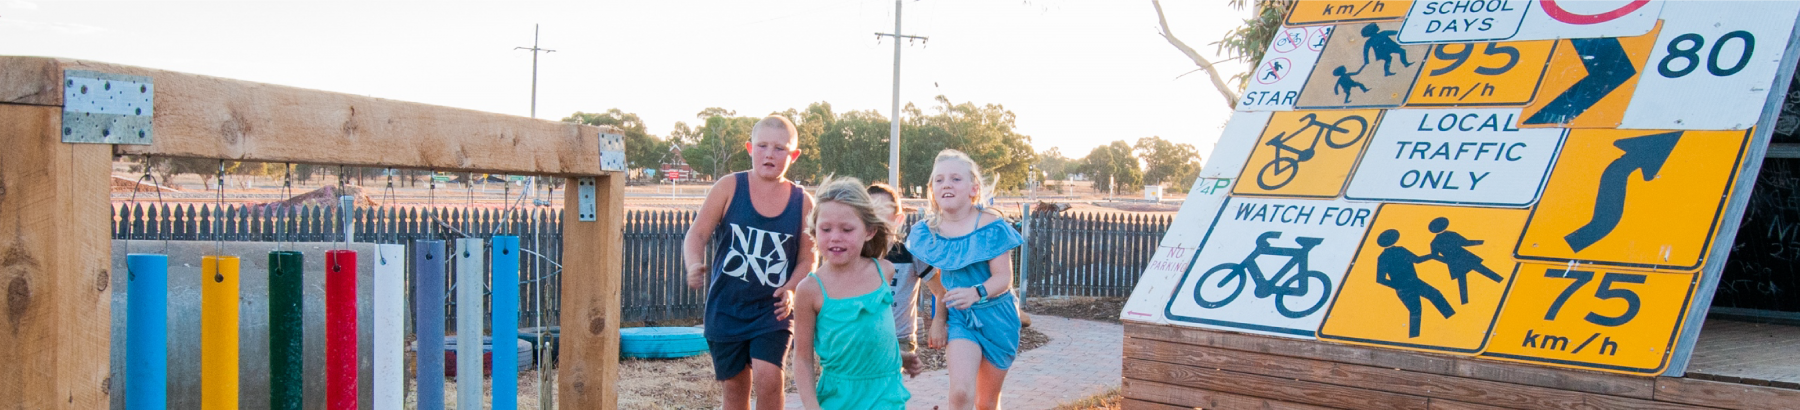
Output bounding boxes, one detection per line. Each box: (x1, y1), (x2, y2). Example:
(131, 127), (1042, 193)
(0, 56), (618, 175)
(1123, 378), (1334, 410)
(558, 175), (622, 409)
(1123, 358), (1431, 410)
(1655, 376), (1800, 410)
(1126, 337), (1707, 410)
(1125, 322), (1657, 399)
(0, 104), (114, 408)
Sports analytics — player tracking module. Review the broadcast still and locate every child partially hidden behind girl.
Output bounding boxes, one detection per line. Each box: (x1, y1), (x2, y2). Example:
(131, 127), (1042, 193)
(793, 178), (912, 410)
(911, 149), (1024, 410)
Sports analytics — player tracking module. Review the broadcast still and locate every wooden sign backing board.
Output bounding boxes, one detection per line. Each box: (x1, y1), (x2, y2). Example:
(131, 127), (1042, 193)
(1296, 21), (1428, 109)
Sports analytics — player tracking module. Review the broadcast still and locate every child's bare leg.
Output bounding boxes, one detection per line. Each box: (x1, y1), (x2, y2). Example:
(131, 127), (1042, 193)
(721, 368), (752, 410)
(751, 359), (786, 410)
(947, 339), (984, 410)
(976, 358), (1010, 410)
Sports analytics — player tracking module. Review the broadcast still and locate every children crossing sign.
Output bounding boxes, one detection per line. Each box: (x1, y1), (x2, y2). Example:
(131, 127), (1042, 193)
(1121, 0), (1800, 376)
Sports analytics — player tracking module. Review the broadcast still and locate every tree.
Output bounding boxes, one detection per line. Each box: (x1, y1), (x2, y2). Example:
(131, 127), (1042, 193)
(1135, 136), (1202, 190)
(1082, 141), (1143, 194)
(682, 108), (756, 179)
(564, 108), (667, 171)
(898, 96), (1039, 196)
(1037, 147), (1074, 181)
(1152, 0), (1294, 108)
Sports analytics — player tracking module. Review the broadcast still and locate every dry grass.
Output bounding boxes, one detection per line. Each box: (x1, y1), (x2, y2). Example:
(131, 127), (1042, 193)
(617, 355), (724, 409)
(1024, 296), (1128, 324)
(1053, 386), (1122, 410)
(404, 369), (558, 410)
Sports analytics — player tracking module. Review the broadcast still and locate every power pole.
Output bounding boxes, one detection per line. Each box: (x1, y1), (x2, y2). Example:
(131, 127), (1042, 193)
(514, 24), (556, 118)
(876, 0), (927, 189)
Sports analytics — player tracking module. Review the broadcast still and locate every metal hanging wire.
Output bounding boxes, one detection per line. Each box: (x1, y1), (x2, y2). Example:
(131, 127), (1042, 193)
(123, 155), (169, 258)
(215, 160), (227, 257)
(279, 163), (293, 252)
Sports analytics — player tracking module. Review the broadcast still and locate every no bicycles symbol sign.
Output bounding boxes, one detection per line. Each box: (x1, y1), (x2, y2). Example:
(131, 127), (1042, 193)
(1124, 0), (1800, 376)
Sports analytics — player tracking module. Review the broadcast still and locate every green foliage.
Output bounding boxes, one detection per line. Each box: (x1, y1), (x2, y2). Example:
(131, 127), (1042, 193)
(899, 96), (1039, 196)
(681, 108), (757, 180)
(1135, 136), (1202, 192)
(1081, 141), (1143, 194)
(1213, 0), (1296, 89)
(564, 108), (668, 171)
(1036, 147), (1075, 181)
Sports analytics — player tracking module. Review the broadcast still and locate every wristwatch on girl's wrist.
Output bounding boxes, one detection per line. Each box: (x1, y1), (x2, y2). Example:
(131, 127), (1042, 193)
(974, 284), (989, 303)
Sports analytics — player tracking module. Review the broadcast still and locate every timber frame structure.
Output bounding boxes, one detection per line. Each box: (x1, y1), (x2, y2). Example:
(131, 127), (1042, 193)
(0, 56), (625, 408)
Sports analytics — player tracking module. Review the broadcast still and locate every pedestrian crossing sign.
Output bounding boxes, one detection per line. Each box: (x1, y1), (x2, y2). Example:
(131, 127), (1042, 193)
(1318, 204), (1529, 354)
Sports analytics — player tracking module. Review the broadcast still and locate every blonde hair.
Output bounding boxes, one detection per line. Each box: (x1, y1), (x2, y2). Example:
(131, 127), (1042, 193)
(808, 176), (892, 259)
(924, 149), (1000, 231)
(752, 116), (799, 144)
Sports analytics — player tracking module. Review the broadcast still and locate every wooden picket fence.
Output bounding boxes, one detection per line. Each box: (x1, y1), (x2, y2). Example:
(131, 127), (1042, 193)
(1021, 210), (1174, 298)
(110, 203), (1173, 325)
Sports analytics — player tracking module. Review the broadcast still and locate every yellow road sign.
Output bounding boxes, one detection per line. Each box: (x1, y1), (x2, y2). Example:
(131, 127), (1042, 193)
(1482, 263), (1696, 375)
(1515, 129), (1751, 270)
(1287, 0), (1411, 26)
(1517, 22), (1663, 128)
(1406, 40), (1554, 107)
(1320, 204), (1529, 354)
(1297, 21), (1429, 109)
(1233, 110), (1381, 198)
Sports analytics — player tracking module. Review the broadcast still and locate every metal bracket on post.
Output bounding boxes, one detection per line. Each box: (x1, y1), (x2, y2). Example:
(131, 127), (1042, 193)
(599, 132), (626, 172)
(62, 70), (154, 145)
(577, 177), (597, 221)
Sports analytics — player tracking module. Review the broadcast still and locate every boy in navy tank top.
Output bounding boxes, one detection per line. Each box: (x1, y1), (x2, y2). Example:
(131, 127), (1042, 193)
(684, 116), (816, 410)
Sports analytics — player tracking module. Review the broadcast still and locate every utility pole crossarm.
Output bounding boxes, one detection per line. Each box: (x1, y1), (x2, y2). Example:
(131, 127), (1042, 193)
(514, 24), (557, 119)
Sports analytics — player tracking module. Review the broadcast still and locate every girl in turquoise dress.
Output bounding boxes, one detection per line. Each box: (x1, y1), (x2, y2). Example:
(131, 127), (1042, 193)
(908, 149), (1024, 410)
(793, 178), (911, 410)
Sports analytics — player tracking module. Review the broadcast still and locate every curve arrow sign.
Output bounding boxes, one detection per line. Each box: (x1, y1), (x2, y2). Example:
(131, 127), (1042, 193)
(1524, 37), (1636, 125)
(1564, 131), (1682, 252)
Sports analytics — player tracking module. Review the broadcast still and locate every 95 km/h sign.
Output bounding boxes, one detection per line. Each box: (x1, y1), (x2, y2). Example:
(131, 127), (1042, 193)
(1482, 263), (1696, 374)
(1406, 40), (1553, 106)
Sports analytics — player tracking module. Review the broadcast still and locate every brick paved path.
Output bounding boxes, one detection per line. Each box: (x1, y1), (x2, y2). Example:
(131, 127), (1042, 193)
(784, 315), (1123, 409)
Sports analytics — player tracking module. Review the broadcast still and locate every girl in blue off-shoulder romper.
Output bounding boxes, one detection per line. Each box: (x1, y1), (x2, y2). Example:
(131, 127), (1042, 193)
(908, 149), (1023, 410)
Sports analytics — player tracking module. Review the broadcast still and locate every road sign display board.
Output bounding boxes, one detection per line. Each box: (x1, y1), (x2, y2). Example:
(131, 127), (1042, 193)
(1344, 108), (1565, 206)
(1242, 26), (1335, 111)
(1164, 196), (1376, 338)
(1125, 0), (1800, 376)
(1319, 204), (1528, 354)
(1296, 21), (1428, 109)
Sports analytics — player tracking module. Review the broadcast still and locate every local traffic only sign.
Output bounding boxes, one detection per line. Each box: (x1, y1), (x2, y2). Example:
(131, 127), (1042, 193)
(1127, 1), (1800, 376)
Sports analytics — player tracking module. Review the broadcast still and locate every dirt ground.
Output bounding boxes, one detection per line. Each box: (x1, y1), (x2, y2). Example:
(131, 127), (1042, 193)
(1024, 296), (1128, 324)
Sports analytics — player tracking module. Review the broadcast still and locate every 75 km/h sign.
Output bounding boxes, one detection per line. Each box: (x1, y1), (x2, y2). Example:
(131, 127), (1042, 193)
(1483, 263), (1696, 374)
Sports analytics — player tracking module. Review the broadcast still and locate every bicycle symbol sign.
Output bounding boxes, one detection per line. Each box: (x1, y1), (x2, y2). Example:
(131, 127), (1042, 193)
(1235, 110), (1380, 198)
(1165, 197), (1374, 339)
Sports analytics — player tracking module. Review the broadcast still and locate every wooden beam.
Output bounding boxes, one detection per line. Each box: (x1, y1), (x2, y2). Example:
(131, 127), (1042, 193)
(558, 174), (622, 409)
(1125, 337), (1711, 410)
(1126, 322), (1657, 399)
(0, 104), (114, 408)
(0, 56), (618, 175)
(1654, 377), (1800, 410)
(1123, 378), (1333, 410)
(1123, 358), (1432, 410)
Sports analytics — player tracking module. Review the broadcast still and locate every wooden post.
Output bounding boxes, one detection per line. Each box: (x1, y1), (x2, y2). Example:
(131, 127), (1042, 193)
(559, 174), (623, 409)
(0, 104), (113, 409)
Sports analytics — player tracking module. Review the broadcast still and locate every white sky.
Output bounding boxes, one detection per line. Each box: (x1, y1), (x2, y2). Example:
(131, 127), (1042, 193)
(2, 0), (1251, 160)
